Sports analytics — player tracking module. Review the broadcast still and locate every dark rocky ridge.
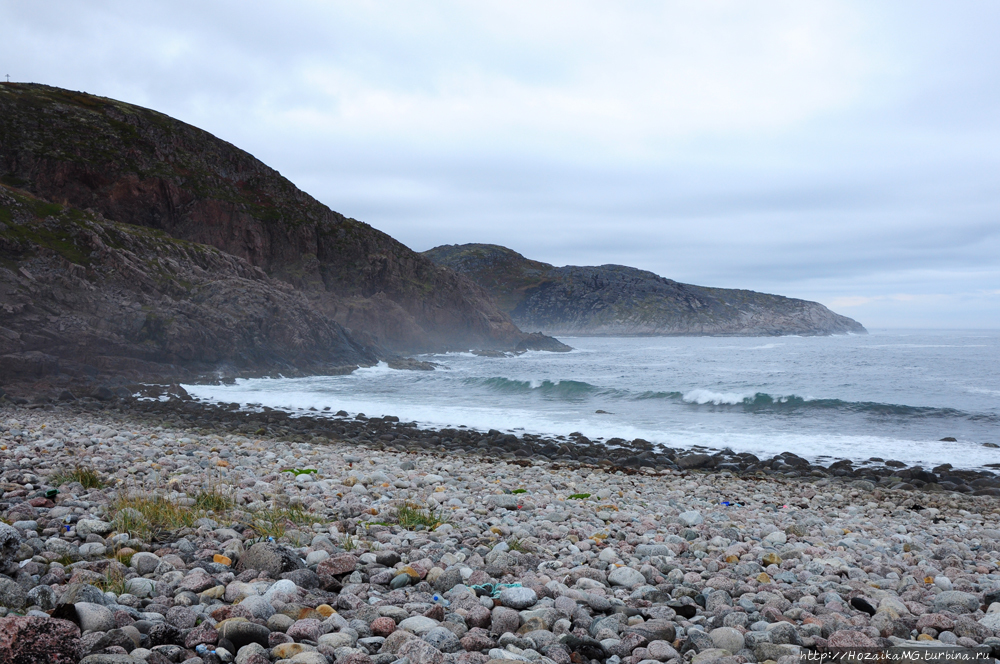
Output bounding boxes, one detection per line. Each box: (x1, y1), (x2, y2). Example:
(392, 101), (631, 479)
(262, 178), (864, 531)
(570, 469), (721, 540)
(424, 244), (867, 337)
(0, 83), (566, 356)
(0, 184), (376, 382)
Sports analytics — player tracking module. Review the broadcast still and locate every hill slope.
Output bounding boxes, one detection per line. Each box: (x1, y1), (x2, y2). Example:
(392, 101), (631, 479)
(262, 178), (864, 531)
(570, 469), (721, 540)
(0, 184), (376, 381)
(0, 83), (564, 354)
(424, 244), (867, 336)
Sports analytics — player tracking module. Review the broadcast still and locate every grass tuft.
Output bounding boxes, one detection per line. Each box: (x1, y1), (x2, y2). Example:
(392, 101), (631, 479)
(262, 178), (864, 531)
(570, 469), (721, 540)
(244, 505), (322, 541)
(567, 493), (591, 500)
(507, 537), (532, 552)
(96, 566), (130, 595)
(192, 486), (235, 512)
(394, 501), (449, 531)
(112, 493), (198, 541)
(51, 466), (104, 489)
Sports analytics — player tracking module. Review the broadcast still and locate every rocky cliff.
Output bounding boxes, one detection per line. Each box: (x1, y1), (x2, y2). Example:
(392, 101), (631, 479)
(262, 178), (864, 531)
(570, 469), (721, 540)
(0, 184), (377, 382)
(0, 83), (563, 357)
(424, 244), (867, 336)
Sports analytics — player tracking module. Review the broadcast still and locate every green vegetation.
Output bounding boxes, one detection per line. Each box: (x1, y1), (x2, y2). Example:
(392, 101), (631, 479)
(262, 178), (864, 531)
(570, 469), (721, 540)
(96, 566), (130, 595)
(568, 493), (592, 500)
(281, 468), (318, 477)
(245, 504), (323, 541)
(112, 493), (198, 541)
(192, 486), (235, 513)
(506, 537), (531, 552)
(511, 488), (527, 494)
(50, 466), (104, 489)
(393, 501), (449, 531)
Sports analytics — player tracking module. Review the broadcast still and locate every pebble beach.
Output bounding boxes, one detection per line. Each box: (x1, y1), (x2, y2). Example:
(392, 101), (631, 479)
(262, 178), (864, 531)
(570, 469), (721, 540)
(3, 394), (1000, 664)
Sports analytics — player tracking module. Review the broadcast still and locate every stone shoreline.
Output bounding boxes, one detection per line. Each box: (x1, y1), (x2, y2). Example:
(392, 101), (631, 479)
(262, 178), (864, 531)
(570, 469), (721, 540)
(2, 396), (1000, 664)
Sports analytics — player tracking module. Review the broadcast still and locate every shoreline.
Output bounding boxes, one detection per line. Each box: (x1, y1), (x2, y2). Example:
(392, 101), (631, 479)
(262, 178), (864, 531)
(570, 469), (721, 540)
(4, 384), (1000, 494)
(3, 397), (1000, 663)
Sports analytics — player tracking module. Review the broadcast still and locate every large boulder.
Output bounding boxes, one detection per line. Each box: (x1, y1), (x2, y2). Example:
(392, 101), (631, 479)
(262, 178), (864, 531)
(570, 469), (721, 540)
(0, 616), (81, 664)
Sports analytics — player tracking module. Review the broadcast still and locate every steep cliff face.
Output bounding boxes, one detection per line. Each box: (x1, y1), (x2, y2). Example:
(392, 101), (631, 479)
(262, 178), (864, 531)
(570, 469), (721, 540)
(0, 83), (554, 353)
(424, 244), (867, 337)
(0, 185), (376, 381)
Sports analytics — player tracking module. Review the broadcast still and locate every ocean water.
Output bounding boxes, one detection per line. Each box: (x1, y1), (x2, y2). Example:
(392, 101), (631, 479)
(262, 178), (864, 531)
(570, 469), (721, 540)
(184, 330), (1000, 471)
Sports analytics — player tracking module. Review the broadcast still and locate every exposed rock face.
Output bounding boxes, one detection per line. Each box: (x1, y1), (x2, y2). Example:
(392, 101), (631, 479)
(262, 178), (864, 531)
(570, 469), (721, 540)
(425, 243), (867, 337)
(0, 83), (561, 354)
(0, 185), (375, 380)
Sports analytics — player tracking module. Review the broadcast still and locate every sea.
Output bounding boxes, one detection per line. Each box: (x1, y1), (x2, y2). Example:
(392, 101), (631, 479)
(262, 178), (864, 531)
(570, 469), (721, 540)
(184, 330), (1000, 471)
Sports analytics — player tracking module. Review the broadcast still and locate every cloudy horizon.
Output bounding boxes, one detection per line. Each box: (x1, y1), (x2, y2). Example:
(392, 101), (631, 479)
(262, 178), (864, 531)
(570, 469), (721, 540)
(3, 1), (999, 329)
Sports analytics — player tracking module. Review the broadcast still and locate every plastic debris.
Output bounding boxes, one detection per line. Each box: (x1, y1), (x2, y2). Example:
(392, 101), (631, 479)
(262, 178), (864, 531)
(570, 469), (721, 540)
(471, 582), (522, 598)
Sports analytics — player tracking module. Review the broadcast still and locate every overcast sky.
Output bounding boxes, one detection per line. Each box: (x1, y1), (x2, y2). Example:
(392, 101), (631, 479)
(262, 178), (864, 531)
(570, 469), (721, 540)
(3, 1), (999, 328)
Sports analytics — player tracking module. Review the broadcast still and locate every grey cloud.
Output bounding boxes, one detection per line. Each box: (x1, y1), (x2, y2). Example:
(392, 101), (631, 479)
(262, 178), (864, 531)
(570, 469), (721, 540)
(1, 0), (998, 328)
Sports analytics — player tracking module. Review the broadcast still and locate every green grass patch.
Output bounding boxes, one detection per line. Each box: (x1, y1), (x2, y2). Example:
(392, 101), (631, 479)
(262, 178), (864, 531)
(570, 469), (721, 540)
(568, 493), (592, 500)
(511, 489), (527, 494)
(281, 468), (318, 477)
(112, 493), (199, 541)
(394, 501), (449, 531)
(50, 466), (104, 489)
(191, 486), (235, 513)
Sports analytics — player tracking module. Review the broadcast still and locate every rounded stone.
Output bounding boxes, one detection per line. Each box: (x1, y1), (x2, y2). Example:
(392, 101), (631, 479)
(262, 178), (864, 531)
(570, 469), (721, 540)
(398, 616), (440, 636)
(608, 566), (645, 588)
(490, 607), (520, 636)
(498, 586), (538, 610)
(0, 576), (27, 609)
(129, 552), (161, 575)
(286, 618), (325, 642)
(238, 595), (276, 621)
(218, 619), (271, 650)
(709, 627), (745, 653)
(74, 602), (117, 632)
(267, 613), (295, 633)
(423, 625), (462, 653)
(371, 617), (397, 637)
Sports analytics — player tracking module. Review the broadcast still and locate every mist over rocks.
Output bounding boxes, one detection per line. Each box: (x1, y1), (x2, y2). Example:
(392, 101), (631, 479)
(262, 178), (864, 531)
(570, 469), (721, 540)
(424, 244), (866, 337)
(1, 395), (1000, 663)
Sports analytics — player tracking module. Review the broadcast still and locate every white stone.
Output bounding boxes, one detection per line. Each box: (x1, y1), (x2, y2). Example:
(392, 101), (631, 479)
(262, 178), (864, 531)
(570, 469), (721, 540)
(398, 615), (439, 635)
(678, 511), (703, 527)
(608, 566), (645, 588)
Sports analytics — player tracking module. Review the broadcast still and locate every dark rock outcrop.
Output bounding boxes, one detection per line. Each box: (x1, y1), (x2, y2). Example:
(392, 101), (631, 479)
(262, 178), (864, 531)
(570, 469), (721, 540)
(424, 243), (867, 336)
(0, 185), (375, 380)
(0, 83), (564, 355)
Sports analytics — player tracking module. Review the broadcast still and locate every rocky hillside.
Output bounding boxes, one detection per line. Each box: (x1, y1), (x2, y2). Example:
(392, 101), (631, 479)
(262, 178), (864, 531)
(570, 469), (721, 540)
(0, 184), (378, 382)
(424, 244), (867, 336)
(0, 83), (564, 355)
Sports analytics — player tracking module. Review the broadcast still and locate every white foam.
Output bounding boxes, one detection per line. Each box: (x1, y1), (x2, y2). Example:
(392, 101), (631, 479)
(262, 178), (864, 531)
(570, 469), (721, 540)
(682, 389), (750, 405)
